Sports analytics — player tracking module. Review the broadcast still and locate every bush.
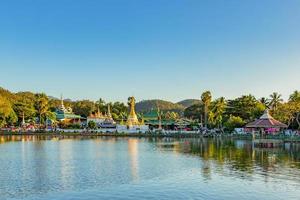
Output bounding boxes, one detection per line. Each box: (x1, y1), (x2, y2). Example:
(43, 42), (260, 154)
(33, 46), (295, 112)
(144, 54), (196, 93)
(224, 115), (245, 132)
(88, 121), (96, 129)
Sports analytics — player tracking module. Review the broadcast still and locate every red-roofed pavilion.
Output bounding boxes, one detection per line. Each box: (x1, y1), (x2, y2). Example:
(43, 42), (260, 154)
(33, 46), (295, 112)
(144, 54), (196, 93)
(246, 110), (287, 136)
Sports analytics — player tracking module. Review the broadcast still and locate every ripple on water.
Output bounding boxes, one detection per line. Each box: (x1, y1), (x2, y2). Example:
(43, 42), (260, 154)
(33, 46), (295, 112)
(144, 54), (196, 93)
(0, 137), (300, 200)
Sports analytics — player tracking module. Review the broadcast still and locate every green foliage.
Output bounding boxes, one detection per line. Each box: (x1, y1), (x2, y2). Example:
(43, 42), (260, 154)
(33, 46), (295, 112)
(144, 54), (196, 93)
(289, 90), (300, 102)
(226, 95), (265, 122)
(67, 123), (81, 129)
(0, 86), (299, 131)
(185, 93), (269, 130)
(273, 99), (300, 129)
(269, 92), (283, 111)
(208, 97), (226, 128)
(35, 93), (50, 125)
(201, 91), (212, 128)
(73, 100), (95, 118)
(0, 95), (17, 127)
(14, 92), (36, 122)
(184, 103), (204, 120)
(224, 115), (246, 132)
(88, 121), (96, 129)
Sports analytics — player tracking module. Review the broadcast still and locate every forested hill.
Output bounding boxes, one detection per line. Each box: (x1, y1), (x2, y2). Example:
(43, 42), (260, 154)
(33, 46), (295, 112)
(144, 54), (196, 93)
(135, 100), (185, 113)
(177, 99), (201, 108)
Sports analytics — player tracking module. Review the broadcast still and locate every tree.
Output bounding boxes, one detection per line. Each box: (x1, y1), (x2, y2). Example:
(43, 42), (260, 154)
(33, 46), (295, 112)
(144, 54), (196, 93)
(73, 100), (95, 117)
(184, 103), (204, 120)
(226, 95), (265, 122)
(88, 121), (96, 129)
(224, 115), (245, 132)
(13, 92), (36, 124)
(269, 92), (283, 111)
(95, 98), (106, 111)
(201, 91), (212, 128)
(273, 103), (297, 128)
(0, 96), (17, 127)
(111, 102), (127, 120)
(289, 90), (300, 102)
(259, 97), (270, 108)
(209, 97), (226, 129)
(35, 93), (50, 126)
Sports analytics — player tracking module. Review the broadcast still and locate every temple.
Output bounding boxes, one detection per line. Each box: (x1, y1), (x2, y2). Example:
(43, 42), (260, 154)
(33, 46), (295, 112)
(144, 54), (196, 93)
(55, 95), (82, 122)
(126, 97), (141, 126)
(116, 96), (149, 133)
(87, 104), (116, 128)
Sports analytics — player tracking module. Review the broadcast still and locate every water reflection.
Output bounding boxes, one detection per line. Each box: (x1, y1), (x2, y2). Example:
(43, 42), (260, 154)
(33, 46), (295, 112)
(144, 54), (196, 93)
(1, 135), (300, 199)
(128, 139), (139, 181)
(156, 137), (300, 182)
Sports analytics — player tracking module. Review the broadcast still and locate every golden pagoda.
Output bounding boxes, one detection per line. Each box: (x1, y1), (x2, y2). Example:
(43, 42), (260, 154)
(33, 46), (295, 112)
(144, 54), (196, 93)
(89, 106), (105, 119)
(126, 97), (140, 126)
(106, 104), (113, 120)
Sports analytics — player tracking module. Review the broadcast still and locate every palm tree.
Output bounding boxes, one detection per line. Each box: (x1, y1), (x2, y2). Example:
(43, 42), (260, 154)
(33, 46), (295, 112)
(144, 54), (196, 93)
(269, 92), (283, 111)
(35, 93), (50, 127)
(289, 90), (300, 102)
(214, 97), (226, 129)
(95, 98), (106, 111)
(201, 91), (212, 128)
(259, 97), (270, 108)
(209, 97), (226, 130)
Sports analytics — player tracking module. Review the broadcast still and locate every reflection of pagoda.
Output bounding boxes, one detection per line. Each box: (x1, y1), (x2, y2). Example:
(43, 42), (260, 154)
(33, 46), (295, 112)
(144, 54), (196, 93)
(126, 97), (141, 126)
(56, 95), (82, 122)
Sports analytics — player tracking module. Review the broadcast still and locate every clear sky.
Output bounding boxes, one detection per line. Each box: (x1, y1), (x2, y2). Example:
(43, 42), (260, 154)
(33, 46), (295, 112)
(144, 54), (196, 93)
(0, 0), (299, 103)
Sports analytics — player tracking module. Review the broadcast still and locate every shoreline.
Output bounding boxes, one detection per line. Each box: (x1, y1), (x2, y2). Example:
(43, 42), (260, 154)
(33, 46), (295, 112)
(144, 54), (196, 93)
(1, 131), (300, 142)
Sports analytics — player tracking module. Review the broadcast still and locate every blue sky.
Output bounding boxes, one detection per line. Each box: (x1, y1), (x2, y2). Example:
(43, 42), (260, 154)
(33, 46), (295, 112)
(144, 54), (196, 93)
(0, 0), (299, 102)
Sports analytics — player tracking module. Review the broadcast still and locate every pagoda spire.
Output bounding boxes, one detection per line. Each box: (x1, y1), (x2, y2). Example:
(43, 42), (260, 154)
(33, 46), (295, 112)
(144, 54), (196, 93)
(107, 104), (112, 119)
(61, 94), (64, 106)
(22, 112), (25, 126)
(126, 97), (139, 126)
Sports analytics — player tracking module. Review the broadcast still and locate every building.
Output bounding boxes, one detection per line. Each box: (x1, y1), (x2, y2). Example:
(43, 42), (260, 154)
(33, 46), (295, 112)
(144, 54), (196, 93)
(143, 109), (194, 130)
(55, 96), (83, 123)
(117, 97), (149, 133)
(87, 104), (116, 129)
(245, 109), (287, 135)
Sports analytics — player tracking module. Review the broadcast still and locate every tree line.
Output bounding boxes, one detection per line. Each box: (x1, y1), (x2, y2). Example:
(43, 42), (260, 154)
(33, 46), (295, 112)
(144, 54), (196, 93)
(184, 90), (300, 131)
(1, 87), (299, 130)
(0, 87), (128, 127)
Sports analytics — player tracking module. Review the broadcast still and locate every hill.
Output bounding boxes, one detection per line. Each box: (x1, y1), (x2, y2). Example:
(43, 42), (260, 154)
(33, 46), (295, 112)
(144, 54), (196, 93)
(177, 99), (201, 108)
(135, 99), (185, 113)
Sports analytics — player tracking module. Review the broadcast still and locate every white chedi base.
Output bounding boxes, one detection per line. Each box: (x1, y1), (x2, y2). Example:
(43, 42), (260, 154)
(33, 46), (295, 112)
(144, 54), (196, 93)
(117, 125), (149, 133)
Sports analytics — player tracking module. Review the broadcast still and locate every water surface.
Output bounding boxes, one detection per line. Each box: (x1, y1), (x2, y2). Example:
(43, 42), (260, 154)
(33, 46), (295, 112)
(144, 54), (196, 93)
(0, 135), (300, 200)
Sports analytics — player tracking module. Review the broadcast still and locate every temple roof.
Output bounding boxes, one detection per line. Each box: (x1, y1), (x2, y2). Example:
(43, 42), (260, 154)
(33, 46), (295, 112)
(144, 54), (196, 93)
(245, 110), (287, 128)
(56, 113), (84, 120)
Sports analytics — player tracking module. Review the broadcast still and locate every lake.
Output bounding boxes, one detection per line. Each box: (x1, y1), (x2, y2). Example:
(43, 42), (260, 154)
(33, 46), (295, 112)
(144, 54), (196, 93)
(0, 135), (300, 200)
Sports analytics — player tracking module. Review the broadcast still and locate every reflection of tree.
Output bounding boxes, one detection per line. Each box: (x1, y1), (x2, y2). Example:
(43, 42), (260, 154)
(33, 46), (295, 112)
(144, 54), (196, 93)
(169, 138), (300, 179)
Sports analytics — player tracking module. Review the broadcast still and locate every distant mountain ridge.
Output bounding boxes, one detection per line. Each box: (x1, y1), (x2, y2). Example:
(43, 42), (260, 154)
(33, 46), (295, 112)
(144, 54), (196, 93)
(135, 99), (200, 113)
(177, 99), (201, 108)
(135, 99), (184, 113)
